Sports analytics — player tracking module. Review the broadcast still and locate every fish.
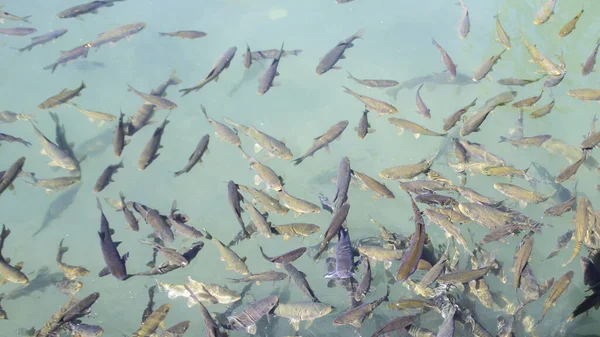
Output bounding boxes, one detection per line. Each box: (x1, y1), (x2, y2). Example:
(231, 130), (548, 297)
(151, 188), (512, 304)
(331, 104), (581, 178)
(534, 0), (557, 25)
(538, 270), (574, 323)
(388, 117), (446, 138)
(184, 284), (225, 337)
(529, 98), (555, 119)
(238, 184), (289, 215)
(0, 110), (35, 123)
(324, 227), (355, 280)
(138, 205), (174, 244)
(555, 154), (587, 183)
(224, 295), (279, 334)
(355, 109), (376, 139)
(493, 183), (552, 207)
(473, 49), (506, 82)
(568, 89), (600, 102)
(0, 10), (31, 23)
(513, 231), (534, 291)
(316, 28), (365, 75)
(140, 240), (188, 267)
(582, 39), (600, 76)
(346, 72), (399, 88)
(544, 196), (576, 217)
(56, 239), (90, 280)
(201, 105), (241, 146)
(559, 7), (584, 38)
(495, 10), (511, 49)
(30, 122), (78, 171)
(274, 301), (333, 331)
(39, 81), (86, 109)
(0, 27), (37, 36)
(173, 134), (209, 176)
(59, 292), (100, 323)
(17, 29), (68, 52)
(91, 22), (146, 49)
(499, 134), (552, 148)
(497, 77), (544, 86)
(0, 157), (25, 196)
(293, 120), (349, 165)
(431, 38), (457, 78)
(415, 84), (431, 119)
(128, 84), (177, 110)
(351, 170), (395, 199)
(167, 201), (203, 239)
(457, 0), (470, 38)
(250, 48), (302, 61)
(379, 155), (434, 180)
(0, 225), (28, 284)
(333, 286), (389, 328)
(342, 86), (397, 116)
(68, 323), (104, 337)
(159, 30), (207, 39)
(277, 189), (321, 216)
(66, 102), (117, 124)
(57, 0), (126, 19)
(127, 71), (182, 136)
(113, 110), (128, 158)
(442, 98), (477, 132)
(284, 262), (320, 302)
(180, 46), (237, 96)
(314, 203), (350, 260)
(204, 230), (249, 275)
(93, 159), (123, 193)
(138, 114), (170, 170)
(229, 271), (287, 285)
(228, 181), (249, 238)
(396, 193), (426, 282)
(96, 197), (130, 280)
(332, 156), (351, 212)
(436, 305), (457, 337)
(134, 303), (171, 337)
(354, 258), (372, 302)
(245, 202), (273, 238)
(512, 88), (544, 108)
(563, 197), (589, 267)
(459, 105), (495, 137)
(258, 42), (284, 95)
(141, 285), (157, 323)
(271, 223), (320, 240)
(44, 43), (93, 73)
(243, 43), (252, 69)
(546, 230), (574, 260)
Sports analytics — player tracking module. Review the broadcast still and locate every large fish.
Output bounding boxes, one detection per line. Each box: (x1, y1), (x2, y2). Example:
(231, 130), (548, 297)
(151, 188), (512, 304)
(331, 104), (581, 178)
(180, 46), (237, 96)
(293, 120), (349, 165)
(316, 28), (365, 75)
(96, 198), (129, 280)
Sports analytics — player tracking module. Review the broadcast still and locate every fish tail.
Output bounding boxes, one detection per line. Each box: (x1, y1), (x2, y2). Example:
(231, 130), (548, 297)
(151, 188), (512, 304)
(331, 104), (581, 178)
(119, 191), (126, 203)
(179, 87), (194, 97)
(57, 239), (68, 262)
(22, 15), (32, 24)
(96, 197), (104, 212)
(353, 27), (366, 39)
(168, 70), (182, 85)
(498, 136), (508, 143)
(292, 157), (304, 166)
(292, 49), (302, 55)
(227, 278), (241, 283)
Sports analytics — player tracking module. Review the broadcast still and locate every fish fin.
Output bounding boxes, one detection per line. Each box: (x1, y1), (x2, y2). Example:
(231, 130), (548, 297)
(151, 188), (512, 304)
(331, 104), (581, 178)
(414, 133), (421, 139)
(283, 234), (290, 241)
(98, 267), (111, 277)
(246, 324), (257, 335)
(367, 128), (376, 133)
(159, 321), (166, 330)
(290, 319), (301, 331)
(254, 143), (262, 153)
(518, 200), (528, 208)
(384, 261), (392, 269)
(113, 241), (121, 248)
(253, 175), (262, 186)
(397, 127), (404, 136)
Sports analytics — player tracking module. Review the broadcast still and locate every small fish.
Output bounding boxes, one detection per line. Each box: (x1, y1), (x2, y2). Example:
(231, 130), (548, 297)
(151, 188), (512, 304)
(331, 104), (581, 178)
(544, 196), (576, 217)
(379, 155), (434, 180)
(250, 48), (302, 61)
(17, 28), (68, 52)
(396, 193), (426, 282)
(555, 154), (586, 183)
(96, 198), (129, 280)
(57, 0), (126, 19)
(343, 86), (397, 116)
(562, 197), (588, 267)
(243, 43), (252, 69)
(271, 223), (320, 240)
(314, 203), (350, 260)
(559, 7), (584, 38)
(324, 227), (355, 280)
(30, 122), (78, 170)
(140, 240), (188, 267)
(0, 157), (25, 196)
(56, 239), (90, 280)
(113, 110), (128, 158)
(68, 322), (103, 337)
(497, 77), (544, 86)
(512, 88), (544, 108)
(582, 39), (600, 76)
(538, 270), (574, 323)
(316, 28), (365, 75)
(351, 170), (395, 199)
(245, 202), (273, 238)
(529, 98), (555, 119)
(388, 117), (446, 138)
(229, 271), (287, 285)
(258, 42), (284, 95)
(513, 231), (534, 290)
(44, 43), (92, 73)
(224, 295), (279, 334)
(66, 102), (117, 124)
(473, 49), (507, 82)
(201, 105), (241, 146)
(274, 302), (333, 331)
(128, 84), (177, 110)
(93, 159), (123, 193)
(567, 88), (600, 101)
(499, 134), (551, 148)
(60, 292), (100, 323)
(442, 98), (477, 132)
(0, 27), (37, 36)
(39, 81), (86, 109)
(159, 30), (206, 39)
(119, 192), (139, 231)
(354, 109), (375, 139)
(293, 120), (349, 165)
(204, 230), (249, 275)
(347, 72), (399, 88)
(0, 225), (28, 284)
(459, 105), (495, 137)
(495, 10), (511, 49)
(138, 115), (170, 170)
(415, 84), (431, 119)
(333, 286), (390, 328)
(431, 38), (457, 78)
(91, 22), (146, 49)
(173, 134), (209, 177)
(0, 133), (31, 147)
(546, 230), (574, 260)
(228, 181), (249, 238)
(534, 0), (557, 25)
(180, 46), (237, 96)
(134, 303), (171, 337)
(0, 11), (31, 23)
(457, 0), (470, 39)
(354, 258), (372, 302)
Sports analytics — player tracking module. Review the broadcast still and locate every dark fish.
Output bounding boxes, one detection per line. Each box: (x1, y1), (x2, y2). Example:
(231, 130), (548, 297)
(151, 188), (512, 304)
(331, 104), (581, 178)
(497, 77), (544, 86)
(17, 29), (68, 52)
(442, 98), (477, 132)
(415, 84), (431, 119)
(544, 196), (576, 217)
(546, 230), (573, 260)
(44, 43), (92, 73)
(293, 120), (349, 165)
(142, 285), (157, 323)
(38, 81), (86, 109)
(324, 227), (354, 280)
(386, 72), (476, 101)
(333, 286), (389, 328)
(354, 109), (375, 139)
(68, 323), (104, 337)
(354, 258), (371, 302)
(160, 321), (190, 337)
(284, 263), (320, 302)
(0, 27), (36, 36)
(135, 242), (203, 276)
(396, 193), (426, 282)
(581, 256), (600, 291)
(138, 115), (170, 170)
(180, 46), (237, 96)
(60, 292), (100, 323)
(0, 11), (31, 23)
(260, 246), (306, 266)
(224, 295), (279, 334)
(314, 203), (350, 260)
(113, 110), (128, 158)
(513, 231), (534, 290)
(174, 134), (209, 176)
(96, 197), (130, 280)
(582, 38), (600, 76)
(159, 30), (206, 39)
(185, 284), (225, 337)
(258, 42), (284, 95)
(57, 0), (126, 19)
(372, 315), (418, 337)
(0, 157), (25, 196)
(431, 38), (457, 78)
(333, 156), (351, 212)
(316, 28), (365, 75)
(228, 181), (249, 238)
(93, 159), (123, 193)
(140, 206), (174, 244)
